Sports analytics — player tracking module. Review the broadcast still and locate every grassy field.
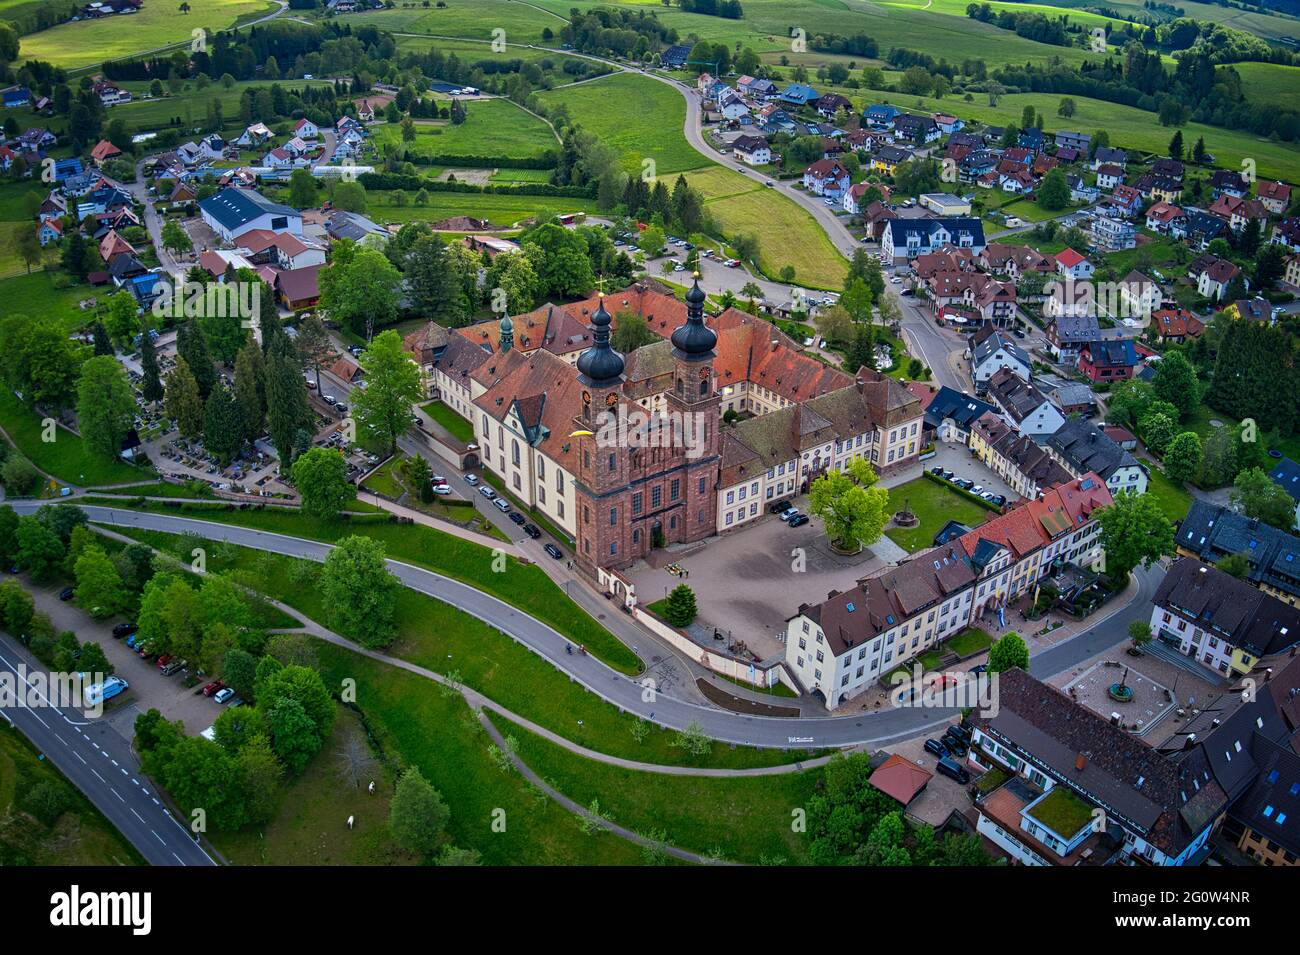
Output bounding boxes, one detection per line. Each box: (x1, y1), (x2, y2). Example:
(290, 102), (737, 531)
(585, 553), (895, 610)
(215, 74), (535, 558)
(885, 476), (993, 552)
(309, 645), (652, 864)
(365, 189), (599, 228)
(1143, 464), (1195, 524)
(490, 712), (819, 865)
(1235, 61), (1300, 114)
(20, 0), (277, 70)
(0, 723), (144, 866)
(118, 525), (820, 770)
(370, 98), (557, 160)
(350, 0), (564, 43)
(0, 388), (152, 488)
(538, 72), (709, 175)
(1022, 0), (1300, 41)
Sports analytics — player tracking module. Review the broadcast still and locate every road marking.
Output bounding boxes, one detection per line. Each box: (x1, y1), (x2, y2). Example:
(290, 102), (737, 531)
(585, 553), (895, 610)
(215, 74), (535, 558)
(172, 852), (185, 866)
(152, 830), (165, 845)
(131, 808), (145, 822)
(74, 751), (86, 764)
(110, 787), (124, 802)
(92, 769), (105, 783)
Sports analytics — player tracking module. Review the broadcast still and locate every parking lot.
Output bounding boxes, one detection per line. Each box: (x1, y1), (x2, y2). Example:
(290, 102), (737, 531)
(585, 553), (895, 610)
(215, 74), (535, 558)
(27, 583), (228, 738)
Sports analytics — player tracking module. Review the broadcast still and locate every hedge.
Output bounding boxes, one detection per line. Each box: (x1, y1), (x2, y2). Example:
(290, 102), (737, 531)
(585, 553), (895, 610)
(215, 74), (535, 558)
(359, 171), (595, 199)
(406, 153), (556, 170)
(922, 469), (1003, 512)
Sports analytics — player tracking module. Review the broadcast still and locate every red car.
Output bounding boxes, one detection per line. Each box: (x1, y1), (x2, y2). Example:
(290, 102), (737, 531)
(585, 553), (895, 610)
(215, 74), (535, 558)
(156, 655), (172, 670)
(202, 681), (226, 697)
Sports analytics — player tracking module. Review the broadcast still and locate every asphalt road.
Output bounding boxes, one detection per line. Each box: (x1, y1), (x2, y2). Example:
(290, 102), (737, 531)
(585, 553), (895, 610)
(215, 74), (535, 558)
(0, 632), (214, 867)
(12, 501), (1162, 750)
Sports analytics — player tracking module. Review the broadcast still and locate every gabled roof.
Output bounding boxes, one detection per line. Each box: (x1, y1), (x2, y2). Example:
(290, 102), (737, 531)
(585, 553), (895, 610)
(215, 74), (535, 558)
(1156, 558), (1300, 658)
(1047, 417), (1140, 481)
(199, 188), (298, 231)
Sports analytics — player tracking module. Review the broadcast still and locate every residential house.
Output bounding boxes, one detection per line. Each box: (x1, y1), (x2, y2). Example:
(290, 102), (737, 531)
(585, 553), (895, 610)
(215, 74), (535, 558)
(864, 104), (900, 128)
(1017, 127), (1045, 154)
(1090, 214), (1137, 253)
(37, 218), (63, 246)
(1210, 170), (1249, 200)
(326, 210), (387, 242)
(970, 326), (1031, 389)
(235, 122), (274, 147)
(1267, 456), (1300, 531)
(294, 118), (319, 140)
(779, 83), (819, 106)
(1151, 308), (1204, 344)
(1091, 147), (1127, 170)
(1191, 256), (1243, 302)
(89, 139), (122, 167)
(1176, 500), (1300, 606)
(1135, 173), (1182, 203)
(802, 159), (850, 198)
(882, 218), (986, 263)
(1047, 416), (1147, 495)
(981, 243), (1053, 283)
(1209, 194), (1270, 233)
(970, 413), (1073, 500)
(1107, 184), (1143, 218)
(1115, 270), (1162, 320)
(924, 270), (1017, 328)
(1258, 181), (1292, 216)
(815, 93), (852, 119)
(1145, 201), (1185, 235)
(984, 368), (1066, 438)
(918, 193), (972, 217)
(1095, 164), (1124, 191)
(873, 144), (913, 177)
(893, 113), (940, 145)
(1054, 130), (1090, 152)
(1151, 558), (1300, 677)
(919, 386), (997, 444)
(731, 135), (771, 166)
(1180, 208), (1228, 249)
(1077, 339), (1140, 383)
(236, 229), (327, 271)
(1067, 175), (1099, 204)
(1054, 248), (1094, 281)
(1271, 217), (1300, 252)
(1224, 297), (1272, 323)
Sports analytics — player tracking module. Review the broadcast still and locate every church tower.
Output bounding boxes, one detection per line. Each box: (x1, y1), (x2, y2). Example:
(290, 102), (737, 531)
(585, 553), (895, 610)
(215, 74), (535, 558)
(498, 313), (513, 353)
(573, 293), (629, 571)
(667, 274), (720, 545)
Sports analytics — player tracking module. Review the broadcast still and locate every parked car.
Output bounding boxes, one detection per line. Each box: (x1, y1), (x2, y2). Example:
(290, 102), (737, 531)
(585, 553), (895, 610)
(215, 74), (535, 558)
(770, 499), (794, 515)
(58, 587), (75, 601)
(156, 655), (172, 670)
(112, 622), (136, 639)
(930, 466), (945, 476)
(523, 523), (541, 539)
(161, 660), (185, 676)
(509, 511), (526, 525)
(943, 729), (969, 757)
(493, 498), (511, 513)
(779, 508), (801, 522)
(431, 475), (447, 485)
(464, 474), (479, 486)
(334, 403), (349, 415)
(941, 469), (954, 481)
(924, 738), (948, 758)
(971, 485), (985, 496)
(479, 485), (496, 500)
(954, 478), (974, 490)
(202, 681), (226, 697)
(214, 687), (236, 704)
(543, 543), (564, 560)
(322, 394), (337, 405)
(947, 723), (972, 745)
(431, 484), (452, 496)
(788, 514), (810, 527)
(935, 756), (970, 785)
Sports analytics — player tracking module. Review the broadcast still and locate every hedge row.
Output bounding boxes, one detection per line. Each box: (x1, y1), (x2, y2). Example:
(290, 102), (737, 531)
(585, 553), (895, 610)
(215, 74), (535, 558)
(358, 171), (595, 199)
(922, 469), (1002, 512)
(407, 152), (556, 170)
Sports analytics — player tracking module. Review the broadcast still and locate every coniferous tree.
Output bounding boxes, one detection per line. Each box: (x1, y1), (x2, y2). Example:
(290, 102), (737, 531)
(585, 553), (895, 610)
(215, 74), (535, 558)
(140, 324), (164, 404)
(233, 337), (267, 443)
(176, 318), (216, 398)
(266, 344), (314, 467)
(203, 382), (244, 467)
(90, 321), (114, 356)
(163, 357), (205, 439)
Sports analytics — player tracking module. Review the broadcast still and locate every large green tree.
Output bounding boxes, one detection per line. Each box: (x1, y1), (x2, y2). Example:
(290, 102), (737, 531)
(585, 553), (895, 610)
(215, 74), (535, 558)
(1151, 351), (1198, 422)
(988, 632), (1029, 673)
(1094, 492), (1175, 581)
(203, 382), (244, 466)
(808, 457), (888, 551)
(318, 242), (401, 341)
(76, 355), (137, 460)
(265, 343), (314, 467)
(1231, 467), (1297, 530)
(352, 330), (423, 456)
(291, 447), (355, 517)
(389, 766), (450, 856)
(319, 535), (399, 648)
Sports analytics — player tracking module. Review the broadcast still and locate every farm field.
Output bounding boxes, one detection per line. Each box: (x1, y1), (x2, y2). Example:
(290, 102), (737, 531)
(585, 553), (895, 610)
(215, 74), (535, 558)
(19, 0), (277, 70)
(346, 0), (564, 44)
(1235, 61), (1300, 114)
(369, 98), (557, 160)
(1021, 0), (1300, 40)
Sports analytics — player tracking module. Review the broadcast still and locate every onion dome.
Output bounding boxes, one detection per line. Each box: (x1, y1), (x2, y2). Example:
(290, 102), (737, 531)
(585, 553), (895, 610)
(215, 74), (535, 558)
(576, 292), (625, 384)
(671, 273), (717, 361)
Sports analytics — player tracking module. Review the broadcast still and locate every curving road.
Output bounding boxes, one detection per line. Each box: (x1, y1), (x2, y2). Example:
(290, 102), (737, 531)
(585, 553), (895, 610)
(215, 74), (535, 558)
(10, 501), (1160, 750)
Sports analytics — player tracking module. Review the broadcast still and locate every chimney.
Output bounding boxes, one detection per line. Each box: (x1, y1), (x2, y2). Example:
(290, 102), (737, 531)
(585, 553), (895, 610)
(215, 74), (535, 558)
(1075, 751), (1089, 771)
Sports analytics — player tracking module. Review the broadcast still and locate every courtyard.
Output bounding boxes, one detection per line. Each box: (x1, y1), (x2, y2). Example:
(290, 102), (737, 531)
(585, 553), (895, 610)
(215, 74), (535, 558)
(885, 474), (999, 553)
(626, 502), (908, 663)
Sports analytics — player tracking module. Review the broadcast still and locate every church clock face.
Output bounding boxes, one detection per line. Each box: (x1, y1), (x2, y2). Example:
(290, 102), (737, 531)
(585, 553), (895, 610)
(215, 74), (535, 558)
(582, 390), (591, 405)
(606, 392), (618, 406)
